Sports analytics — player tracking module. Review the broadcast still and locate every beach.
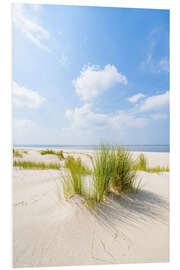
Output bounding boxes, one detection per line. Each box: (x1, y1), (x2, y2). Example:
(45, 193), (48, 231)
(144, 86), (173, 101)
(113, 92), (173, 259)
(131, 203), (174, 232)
(13, 148), (169, 267)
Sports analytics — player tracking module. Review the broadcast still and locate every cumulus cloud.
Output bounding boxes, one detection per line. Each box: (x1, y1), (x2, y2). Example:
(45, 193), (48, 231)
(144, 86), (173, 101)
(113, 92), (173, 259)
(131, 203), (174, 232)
(66, 104), (108, 129)
(13, 81), (46, 108)
(66, 103), (148, 130)
(12, 4), (50, 52)
(73, 64), (128, 101)
(65, 90), (169, 133)
(128, 93), (145, 103)
(139, 91), (169, 112)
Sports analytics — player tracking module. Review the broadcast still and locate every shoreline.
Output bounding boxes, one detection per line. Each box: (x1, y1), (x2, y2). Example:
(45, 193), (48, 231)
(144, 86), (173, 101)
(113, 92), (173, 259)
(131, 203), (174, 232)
(13, 145), (170, 153)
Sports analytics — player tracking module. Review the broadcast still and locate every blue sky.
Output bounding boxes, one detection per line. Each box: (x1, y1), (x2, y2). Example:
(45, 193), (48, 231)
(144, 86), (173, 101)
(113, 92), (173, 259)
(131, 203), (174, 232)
(12, 4), (169, 145)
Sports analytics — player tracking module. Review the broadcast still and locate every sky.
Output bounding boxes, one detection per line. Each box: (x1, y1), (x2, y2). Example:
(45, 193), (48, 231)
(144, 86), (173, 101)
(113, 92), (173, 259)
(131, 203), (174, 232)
(12, 4), (170, 145)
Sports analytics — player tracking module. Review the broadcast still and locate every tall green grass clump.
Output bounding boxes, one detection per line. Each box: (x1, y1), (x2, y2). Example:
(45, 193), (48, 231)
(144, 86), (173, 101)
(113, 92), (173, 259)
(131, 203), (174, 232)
(92, 144), (137, 202)
(65, 156), (91, 194)
(60, 144), (140, 207)
(93, 144), (115, 202)
(111, 147), (137, 193)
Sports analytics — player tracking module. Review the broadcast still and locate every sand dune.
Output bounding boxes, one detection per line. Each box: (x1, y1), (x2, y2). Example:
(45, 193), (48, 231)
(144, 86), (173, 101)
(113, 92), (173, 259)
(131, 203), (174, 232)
(13, 149), (169, 267)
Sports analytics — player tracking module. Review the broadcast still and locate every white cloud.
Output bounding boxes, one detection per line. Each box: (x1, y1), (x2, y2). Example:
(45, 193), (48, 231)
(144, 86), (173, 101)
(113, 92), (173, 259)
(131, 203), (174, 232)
(13, 81), (46, 108)
(139, 91), (169, 112)
(128, 93), (145, 103)
(12, 4), (50, 52)
(150, 113), (168, 120)
(73, 64), (128, 101)
(68, 104), (109, 129)
(110, 111), (148, 128)
(66, 90), (169, 134)
(66, 103), (148, 130)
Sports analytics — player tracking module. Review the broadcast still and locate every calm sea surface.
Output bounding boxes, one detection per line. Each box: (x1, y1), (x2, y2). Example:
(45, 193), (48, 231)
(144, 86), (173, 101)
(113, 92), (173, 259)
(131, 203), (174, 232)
(14, 144), (169, 152)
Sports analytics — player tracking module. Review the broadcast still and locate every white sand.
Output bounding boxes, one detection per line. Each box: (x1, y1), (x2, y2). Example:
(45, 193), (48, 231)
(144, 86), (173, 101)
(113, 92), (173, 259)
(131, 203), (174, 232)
(13, 149), (169, 267)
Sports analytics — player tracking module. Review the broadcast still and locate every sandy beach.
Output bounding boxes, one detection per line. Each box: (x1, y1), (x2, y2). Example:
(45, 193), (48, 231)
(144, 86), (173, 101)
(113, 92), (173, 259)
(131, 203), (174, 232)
(13, 148), (169, 267)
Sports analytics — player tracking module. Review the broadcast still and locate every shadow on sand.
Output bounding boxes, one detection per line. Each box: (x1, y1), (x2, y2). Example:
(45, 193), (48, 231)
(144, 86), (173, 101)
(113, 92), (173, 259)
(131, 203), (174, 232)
(88, 189), (169, 232)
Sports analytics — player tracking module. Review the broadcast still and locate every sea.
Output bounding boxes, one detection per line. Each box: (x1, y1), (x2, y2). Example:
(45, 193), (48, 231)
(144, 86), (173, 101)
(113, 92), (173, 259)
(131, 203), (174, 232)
(14, 144), (170, 153)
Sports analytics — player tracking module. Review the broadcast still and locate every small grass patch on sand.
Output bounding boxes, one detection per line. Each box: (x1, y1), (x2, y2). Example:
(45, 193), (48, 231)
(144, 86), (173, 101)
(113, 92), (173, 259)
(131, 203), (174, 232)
(13, 149), (23, 158)
(40, 149), (64, 160)
(132, 153), (169, 173)
(144, 166), (169, 173)
(40, 149), (57, 155)
(64, 156), (91, 195)
(13, 160), (61, 170)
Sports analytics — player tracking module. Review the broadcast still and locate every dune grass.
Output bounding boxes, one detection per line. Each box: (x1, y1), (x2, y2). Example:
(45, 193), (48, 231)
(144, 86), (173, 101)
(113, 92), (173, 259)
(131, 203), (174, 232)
(56, 150), (64, 160)
(40, 149), (57, 155)
(144, 166), (169, 173)
(40, 149), (64, 160)
(111, 147), (137, 193)
(92, 144), (114, 202)
(58, 146), (169, 207)
(132, 153), (169, 173)
(64, 156), (91, 195)
(84, 191), (96, 208)
(136, 153), (147, 170)
(13, 148), (23, 158)
(92, 144), (138, 203)
(61, 144), (140, 207)
(62, 175), (75, 199)
(13, 160), (61, 170)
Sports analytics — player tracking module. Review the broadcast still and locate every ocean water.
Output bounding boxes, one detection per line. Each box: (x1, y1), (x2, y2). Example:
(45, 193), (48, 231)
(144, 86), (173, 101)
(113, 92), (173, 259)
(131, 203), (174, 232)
(14, 144), (170, 152)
